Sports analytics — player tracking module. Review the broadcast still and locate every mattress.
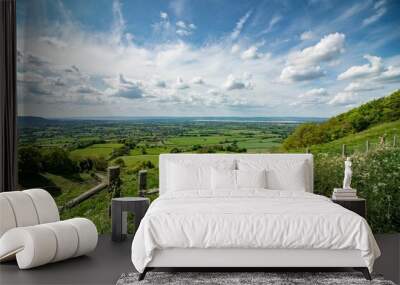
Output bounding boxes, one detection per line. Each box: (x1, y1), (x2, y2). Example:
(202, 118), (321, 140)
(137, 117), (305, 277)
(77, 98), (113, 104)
(131, 190), (380, 273)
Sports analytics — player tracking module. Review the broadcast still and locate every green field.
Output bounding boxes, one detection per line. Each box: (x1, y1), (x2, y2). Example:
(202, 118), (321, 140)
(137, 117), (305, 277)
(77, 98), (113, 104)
(17, 118), (300, 233)
(70, 143), (123, 159)
(165, 135), (227, 146)
(116, 154), (159, 167)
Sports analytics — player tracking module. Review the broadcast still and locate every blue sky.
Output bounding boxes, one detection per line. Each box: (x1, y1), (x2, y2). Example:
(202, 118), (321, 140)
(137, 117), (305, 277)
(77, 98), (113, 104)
(16, 0), (400, 117)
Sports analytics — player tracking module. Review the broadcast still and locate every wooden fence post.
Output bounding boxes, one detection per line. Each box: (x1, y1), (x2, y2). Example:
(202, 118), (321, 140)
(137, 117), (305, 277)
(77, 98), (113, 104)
(365, 140), (369, 153)
(138, 170), (147, 197)
(108, 166), (121, 198)
(108, 166), (120, 185)
(342, 144), (346, 157)
(394, 135), (397, 147)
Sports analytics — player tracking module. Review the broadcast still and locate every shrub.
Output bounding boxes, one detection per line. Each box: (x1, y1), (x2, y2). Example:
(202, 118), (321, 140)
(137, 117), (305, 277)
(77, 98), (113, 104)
(93, 156), (108, 171)
(114, 158), (126, 167)
(170, 147), (182, 153)
(314, 147), (400, 233)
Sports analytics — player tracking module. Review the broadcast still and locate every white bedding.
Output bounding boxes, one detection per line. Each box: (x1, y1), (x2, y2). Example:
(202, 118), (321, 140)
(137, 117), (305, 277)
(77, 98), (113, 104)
(131, 190), (380, 273)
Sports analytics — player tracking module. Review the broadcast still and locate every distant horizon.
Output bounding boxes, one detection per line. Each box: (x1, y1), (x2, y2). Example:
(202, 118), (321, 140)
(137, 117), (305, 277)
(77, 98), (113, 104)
(18, 115), (327, 120)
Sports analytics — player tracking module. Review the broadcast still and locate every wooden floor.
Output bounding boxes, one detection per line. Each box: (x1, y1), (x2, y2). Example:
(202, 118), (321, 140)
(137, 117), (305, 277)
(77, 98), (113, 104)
(0, 234), (398, 285)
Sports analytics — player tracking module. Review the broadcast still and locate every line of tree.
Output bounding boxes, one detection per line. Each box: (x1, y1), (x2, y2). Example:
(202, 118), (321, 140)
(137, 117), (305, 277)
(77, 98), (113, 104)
(283, 90), (400, 150)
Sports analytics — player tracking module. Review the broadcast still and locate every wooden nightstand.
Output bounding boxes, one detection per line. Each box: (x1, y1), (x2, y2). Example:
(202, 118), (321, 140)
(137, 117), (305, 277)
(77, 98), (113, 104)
(332, 198), (366, 218)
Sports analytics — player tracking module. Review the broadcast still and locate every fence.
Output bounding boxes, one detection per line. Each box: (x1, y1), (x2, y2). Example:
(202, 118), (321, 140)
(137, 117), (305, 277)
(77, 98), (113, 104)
(305, 135), (398, 156)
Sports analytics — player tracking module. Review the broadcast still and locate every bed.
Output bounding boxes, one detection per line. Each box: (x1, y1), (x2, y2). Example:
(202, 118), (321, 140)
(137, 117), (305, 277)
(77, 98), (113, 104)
(131, 154), (380, 280)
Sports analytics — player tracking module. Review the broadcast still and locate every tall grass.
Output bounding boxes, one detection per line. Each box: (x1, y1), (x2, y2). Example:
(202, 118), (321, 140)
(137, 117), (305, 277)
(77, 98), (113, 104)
(314, 147), (400, 233)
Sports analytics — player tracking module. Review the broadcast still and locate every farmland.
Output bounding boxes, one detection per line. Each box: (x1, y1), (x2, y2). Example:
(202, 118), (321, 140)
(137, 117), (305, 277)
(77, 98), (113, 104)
(16, 115), (400, 234)
(17, 116), (310, 233)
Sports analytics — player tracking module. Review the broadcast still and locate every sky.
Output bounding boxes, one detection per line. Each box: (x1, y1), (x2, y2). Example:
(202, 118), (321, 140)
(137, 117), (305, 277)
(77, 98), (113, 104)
(16, 0), (400, 118)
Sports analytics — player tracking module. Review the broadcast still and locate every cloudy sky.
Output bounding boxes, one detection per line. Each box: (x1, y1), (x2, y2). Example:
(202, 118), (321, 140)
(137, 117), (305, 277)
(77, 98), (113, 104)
(17, 0), (400, 118)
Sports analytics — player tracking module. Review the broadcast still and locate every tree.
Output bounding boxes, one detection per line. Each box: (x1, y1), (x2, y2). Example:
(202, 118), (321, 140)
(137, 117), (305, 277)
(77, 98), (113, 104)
(42, 148), (76, 174)
(18, 146), (42, 175)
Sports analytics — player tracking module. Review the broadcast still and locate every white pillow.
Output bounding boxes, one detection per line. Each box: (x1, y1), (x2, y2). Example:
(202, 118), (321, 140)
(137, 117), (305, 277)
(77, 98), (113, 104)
(167, 159), (235, 192)
(238, 159), (307, 191)
(211, 168), (236, 191)
(236, 169), (267, 189)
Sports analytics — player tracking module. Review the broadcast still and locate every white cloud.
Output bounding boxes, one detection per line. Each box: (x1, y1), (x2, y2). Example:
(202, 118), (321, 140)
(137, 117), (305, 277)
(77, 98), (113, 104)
(176, 21), (187, 29)
(338, 54), (384, 80)
(344, 82), (383, 92)
(260, 15), (282, 34)
(378, 66), (400, 83)
(329, 91), (357, 106)
(175, 77), (190, 89)
(39, 37), (67, 48)
(160, 11), (168, 19)
(223, 74), (252, 91)
(114, 74), (147, 99)
(280, 65), (325, 82)
(111, 0), (126, 45)
(191, 77), (205, 84)
(362, 0), (386, 26)
(280, 33), (345, 83)
(241, 46), (262, 60)
(231, 44), (240, 54)
(292, 88), (329, 105)
(230, 11), (252, 40)
(154, 79), (167, 88)
(300, 31), (315, 41)
(175, 20), (196, 36)
(288, 33), (345, 66)
(338, 1), (371, 22)
(300, 88), (328, 98)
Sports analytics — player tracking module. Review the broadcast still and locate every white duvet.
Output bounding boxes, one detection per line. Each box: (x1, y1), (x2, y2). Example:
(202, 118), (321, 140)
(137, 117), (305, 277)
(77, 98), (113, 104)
(131, 190), (380, 273)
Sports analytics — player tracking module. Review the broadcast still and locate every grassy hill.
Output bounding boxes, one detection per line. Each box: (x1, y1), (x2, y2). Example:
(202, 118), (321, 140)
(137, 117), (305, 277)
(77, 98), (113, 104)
(309, 120), (399, 154)
(283, 90), (400, 150)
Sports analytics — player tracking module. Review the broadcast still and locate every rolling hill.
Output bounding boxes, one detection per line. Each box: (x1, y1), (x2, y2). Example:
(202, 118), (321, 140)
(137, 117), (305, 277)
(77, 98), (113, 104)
(283, 90), (400, 150)
(310, 120), (399, 154)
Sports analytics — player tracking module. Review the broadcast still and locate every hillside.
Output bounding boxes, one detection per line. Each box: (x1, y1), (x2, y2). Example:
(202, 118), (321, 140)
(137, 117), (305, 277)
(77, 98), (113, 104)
(310, 120), (400, 154)
(17, 116), (54, 127)
(283, 90), (400, 150)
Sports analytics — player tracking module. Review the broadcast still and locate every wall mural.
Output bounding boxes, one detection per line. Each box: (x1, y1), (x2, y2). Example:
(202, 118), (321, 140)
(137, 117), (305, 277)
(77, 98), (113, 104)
(17, 0), (400, 234)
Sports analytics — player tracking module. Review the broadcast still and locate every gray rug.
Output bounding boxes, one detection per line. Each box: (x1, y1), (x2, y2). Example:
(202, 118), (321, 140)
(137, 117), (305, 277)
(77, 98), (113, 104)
(116, 272), (395, 285)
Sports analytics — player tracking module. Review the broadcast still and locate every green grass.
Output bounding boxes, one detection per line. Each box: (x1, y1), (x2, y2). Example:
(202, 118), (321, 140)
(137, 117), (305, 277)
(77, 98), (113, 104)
(164, 135), (226, 146)
(129, 146), (172, 155)
(310, 120), (400, 154)
(237, 138), (281, 151)
(60, 189), (112, 234)
(70, 143), (123, 159)
(44, 172), (100, 207)
(117, 155), (159, 167)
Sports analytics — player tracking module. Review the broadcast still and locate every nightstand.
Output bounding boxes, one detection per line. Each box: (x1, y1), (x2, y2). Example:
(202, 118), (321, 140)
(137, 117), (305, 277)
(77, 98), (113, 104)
(332, 198), (366, 218)
(111, 197), (150, 242)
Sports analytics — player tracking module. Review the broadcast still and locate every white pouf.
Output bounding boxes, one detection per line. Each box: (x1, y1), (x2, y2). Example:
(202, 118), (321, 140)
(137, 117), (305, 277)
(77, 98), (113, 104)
(0, 189), (98, 269)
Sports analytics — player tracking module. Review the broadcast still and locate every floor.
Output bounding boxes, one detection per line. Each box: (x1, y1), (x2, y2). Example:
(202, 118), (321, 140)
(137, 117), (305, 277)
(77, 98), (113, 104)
(0, 234), (398, 285)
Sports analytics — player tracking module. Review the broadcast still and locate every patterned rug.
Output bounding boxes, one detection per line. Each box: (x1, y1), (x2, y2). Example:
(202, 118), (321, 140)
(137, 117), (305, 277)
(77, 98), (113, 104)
(116, 271), (395, 285)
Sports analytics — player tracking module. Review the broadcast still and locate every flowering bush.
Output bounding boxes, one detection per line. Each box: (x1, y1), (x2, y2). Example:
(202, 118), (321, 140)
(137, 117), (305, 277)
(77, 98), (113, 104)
(314, 147), (400, 233)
